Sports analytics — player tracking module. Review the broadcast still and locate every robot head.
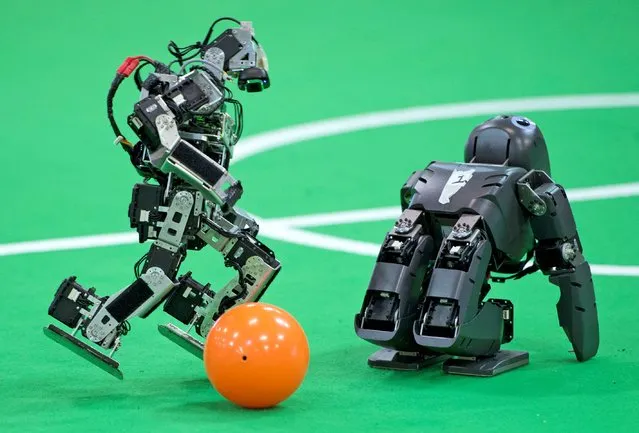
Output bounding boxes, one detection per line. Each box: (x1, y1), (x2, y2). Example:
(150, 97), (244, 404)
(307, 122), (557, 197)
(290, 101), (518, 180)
(200, 21), (270, 93)
(464, 115), (551, 175)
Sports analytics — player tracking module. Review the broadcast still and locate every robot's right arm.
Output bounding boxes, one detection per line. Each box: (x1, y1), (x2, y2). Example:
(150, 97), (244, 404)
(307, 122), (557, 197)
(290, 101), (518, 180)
(127, 71), (243, 210)
(517, 170), (599, 361)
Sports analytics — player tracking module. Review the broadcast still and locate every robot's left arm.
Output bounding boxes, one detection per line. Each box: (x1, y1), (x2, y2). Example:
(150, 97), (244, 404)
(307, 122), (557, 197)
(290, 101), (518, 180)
(517, 170), (599, 361)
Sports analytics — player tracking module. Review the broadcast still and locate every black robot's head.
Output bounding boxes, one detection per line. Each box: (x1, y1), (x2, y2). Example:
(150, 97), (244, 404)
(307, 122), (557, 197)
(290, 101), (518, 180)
(464, 115), (551, 175)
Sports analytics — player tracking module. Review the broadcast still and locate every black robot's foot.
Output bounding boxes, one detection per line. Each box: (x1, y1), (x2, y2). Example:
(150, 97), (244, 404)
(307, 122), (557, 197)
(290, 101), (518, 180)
(367, 348), (448, 371)
(158, 323), (204, 359)
(442, 350), (529, 377)
(43, 324), (124, 380)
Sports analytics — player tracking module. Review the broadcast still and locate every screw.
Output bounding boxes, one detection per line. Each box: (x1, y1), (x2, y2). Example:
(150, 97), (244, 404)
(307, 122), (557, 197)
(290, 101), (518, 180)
(530, 201), (546, 216)
(395, 218), (413, 233)
(452, 223), (472, 239)
(561, 242), (577, 262)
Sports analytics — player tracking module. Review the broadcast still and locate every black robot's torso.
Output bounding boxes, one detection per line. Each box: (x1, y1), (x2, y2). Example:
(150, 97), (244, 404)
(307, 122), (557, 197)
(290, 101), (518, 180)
(407, 161), (534, 274)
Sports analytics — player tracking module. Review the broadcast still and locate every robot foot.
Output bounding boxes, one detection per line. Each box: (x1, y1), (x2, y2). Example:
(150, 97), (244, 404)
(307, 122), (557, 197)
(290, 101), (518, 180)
(157, 323), (204, 359)
(159, 272), (214, 358)
(46, 277), (126, 379)
(442, 350), (529, 377)
(367, 348), (448, 371)
(43, 324), (124, 380)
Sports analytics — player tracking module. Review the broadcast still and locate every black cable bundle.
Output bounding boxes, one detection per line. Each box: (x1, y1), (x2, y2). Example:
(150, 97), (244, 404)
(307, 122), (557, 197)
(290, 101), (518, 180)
(167, 17), (242, 66)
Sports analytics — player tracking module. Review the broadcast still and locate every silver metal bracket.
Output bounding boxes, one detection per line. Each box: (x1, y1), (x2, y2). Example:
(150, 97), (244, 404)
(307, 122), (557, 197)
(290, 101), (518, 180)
(517, 170), (554, 216)
(157, 190), (194, 248)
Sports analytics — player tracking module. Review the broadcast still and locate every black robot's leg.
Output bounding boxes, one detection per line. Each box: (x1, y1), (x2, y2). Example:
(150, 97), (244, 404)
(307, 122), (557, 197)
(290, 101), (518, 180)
(354, 209), (447, 370)
(45, 190), (192, 378)
(413, 214), (529, 376)
(159, 209), (281, 357)
(519, 170), (599, 361)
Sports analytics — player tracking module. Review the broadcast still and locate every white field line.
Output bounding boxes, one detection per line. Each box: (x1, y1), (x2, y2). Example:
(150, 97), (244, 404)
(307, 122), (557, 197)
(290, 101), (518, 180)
(0, 233), (139, 257)
(265, 182), (639, 228)
(5, 225), (637, 277)
(4, 179), (635, 257)
(258, 225), (639, 278)
(3, 93), (639, 278)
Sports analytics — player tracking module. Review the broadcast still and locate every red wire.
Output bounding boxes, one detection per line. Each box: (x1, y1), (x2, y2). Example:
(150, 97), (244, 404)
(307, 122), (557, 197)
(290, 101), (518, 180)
(116, 55), (154, 77)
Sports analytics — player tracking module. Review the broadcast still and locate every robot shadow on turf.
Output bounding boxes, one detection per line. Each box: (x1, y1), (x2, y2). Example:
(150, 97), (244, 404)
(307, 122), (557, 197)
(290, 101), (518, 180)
(44, 18), (280, 380)
(354, 115), (600, 377)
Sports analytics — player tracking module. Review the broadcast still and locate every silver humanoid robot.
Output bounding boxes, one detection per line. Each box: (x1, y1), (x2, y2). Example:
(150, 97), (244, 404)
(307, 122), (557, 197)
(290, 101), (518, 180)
(45, 18), (280, 379)
(355, 115), (599, 376)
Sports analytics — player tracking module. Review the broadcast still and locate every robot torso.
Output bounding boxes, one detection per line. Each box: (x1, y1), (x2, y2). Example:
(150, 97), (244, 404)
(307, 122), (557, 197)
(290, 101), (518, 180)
(408, 161), (535, 271)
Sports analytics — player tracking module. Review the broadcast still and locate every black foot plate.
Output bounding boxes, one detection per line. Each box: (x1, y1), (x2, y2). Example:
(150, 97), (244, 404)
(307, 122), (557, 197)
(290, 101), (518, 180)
(158, 324), (204, 360)
(43, 324), (123, 380)
(368, 348), (448, 371)
(443, 350), (529, 377)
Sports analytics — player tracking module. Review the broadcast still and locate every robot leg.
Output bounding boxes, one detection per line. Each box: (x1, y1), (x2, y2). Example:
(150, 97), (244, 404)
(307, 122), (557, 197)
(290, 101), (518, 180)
(413, 214), (528, 376)
(158, 272), (214, 358)
(45, 260), (178, 379)
(354, 209), (447, 370)
(45, 190), (192, 378)
(158, 210), (281, 356)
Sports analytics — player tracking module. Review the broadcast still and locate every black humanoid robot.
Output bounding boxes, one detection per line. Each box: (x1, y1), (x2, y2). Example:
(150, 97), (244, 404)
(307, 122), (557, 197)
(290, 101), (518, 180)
(45, 18), (280, 379)
(355, 115), (599, 376)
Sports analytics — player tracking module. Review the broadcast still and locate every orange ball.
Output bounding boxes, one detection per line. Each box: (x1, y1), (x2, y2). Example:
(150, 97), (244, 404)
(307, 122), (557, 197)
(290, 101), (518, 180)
(203, 302), (310, 409)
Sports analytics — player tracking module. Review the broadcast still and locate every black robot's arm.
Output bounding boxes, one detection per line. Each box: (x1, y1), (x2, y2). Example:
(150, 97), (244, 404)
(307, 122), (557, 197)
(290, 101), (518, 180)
(517, 170), (599, 361)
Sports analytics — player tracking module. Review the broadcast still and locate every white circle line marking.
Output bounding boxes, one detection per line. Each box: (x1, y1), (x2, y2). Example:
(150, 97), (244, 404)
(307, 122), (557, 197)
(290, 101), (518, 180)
(233, 93), (639, 162)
